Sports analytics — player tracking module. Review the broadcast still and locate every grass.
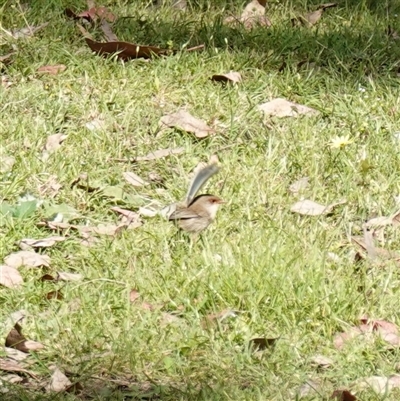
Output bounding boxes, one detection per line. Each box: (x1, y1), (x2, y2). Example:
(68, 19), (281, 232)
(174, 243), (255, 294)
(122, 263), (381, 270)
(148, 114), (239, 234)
(1, 0), (400, 399)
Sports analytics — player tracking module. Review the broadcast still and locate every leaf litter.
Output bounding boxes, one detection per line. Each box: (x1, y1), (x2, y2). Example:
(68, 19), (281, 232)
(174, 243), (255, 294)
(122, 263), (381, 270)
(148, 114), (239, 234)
(37, 65), (67, 75)
(4, 251), (51, 268)
(160, 110), (215, 138)
(291, 199), (346, 216)
(18, 236), (66, 250)
(0, 265), (23, 289)
(224, 0), (271, 30)
(211, 71), (242, 84)
(258, 98), (319, 118)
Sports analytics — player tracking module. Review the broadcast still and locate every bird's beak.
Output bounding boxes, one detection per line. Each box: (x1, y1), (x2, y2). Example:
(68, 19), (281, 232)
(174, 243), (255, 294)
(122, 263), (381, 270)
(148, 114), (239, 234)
(218, 199), (226, 205)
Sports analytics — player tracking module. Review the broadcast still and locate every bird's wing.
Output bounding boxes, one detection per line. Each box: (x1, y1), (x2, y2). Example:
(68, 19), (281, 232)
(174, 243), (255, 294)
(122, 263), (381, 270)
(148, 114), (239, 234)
(185, 164), (220, 205)
(168, 208), (202, 221)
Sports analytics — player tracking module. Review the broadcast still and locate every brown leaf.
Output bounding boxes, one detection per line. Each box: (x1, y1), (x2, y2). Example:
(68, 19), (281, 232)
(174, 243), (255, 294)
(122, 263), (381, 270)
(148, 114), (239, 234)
(240, 0), (271, 30)
(289, 177), (310, 195)
(4, 251), (51, 268)
(6, 323), (44, 353)
(202, 309), (237, 328)
(136, 147), (185, 161)
(331, 389), (357, 401)
(0, 265), (23, 288)
(298, 379), (322, 398)
(249, 337), (278, 351)
(37, 64), (66, 75)
(211, 71), (242, 84)
(333, 325), (372, 349)
(258, 98), (319, 117)
(304, 9), (323, 26)
(353, 375), (398, 394)
(363, 226), (377, 260)
(65, 6), (115, 22)
(0, 358), (38, 379)
(57, 272), (83, 282)
(0, 52), (15, 65)
(351, 237), (400, 261)
(111, 207), (142, 227)
(9, 23), (48, 39)
(43, 133), (68, 153)
(37, 175), (62, 198)
(129, 290), (140, 303)
(19, 236), (66, 249)
(311, 354), (334, 368)
(46, 367), (72, 393)
(123, 171), (147, 187)
(5, 347), (29, 361)
(100, 19), (119, 42)
(365, 209), (400, 228)
(160, 110), (215, 138)
(85, 38), (169, 60)
(318, 2), (338, 10)
(291, 199), (345, 216)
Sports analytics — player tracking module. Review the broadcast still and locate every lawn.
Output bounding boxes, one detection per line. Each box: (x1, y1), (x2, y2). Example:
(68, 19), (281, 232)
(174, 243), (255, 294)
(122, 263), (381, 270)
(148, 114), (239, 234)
(1, 0), (400, 400)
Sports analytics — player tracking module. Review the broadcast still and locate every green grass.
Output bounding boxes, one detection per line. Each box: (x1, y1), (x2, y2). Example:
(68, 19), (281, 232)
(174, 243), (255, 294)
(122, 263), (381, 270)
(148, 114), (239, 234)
(1, 0), (400, 400)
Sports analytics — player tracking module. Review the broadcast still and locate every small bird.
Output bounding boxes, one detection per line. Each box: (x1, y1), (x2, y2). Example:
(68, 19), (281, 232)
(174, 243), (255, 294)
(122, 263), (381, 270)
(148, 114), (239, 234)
(168, 164), (224, 235)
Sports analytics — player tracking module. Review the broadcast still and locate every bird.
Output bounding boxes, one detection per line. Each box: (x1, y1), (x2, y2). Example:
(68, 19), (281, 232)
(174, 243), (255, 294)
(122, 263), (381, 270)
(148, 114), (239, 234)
(167, 164), (224, 235)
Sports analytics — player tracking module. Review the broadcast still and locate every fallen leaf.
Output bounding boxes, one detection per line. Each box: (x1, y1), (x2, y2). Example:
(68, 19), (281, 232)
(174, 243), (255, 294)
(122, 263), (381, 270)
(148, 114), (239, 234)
(211, 71), (242, 84)
(4, 251), (51, 268)
(138, 207), (158, 218)
(9, 23), (48, 39)
(331, 389), (357, 401)
(365, 209), (400, 229)
(351, 236), (400, 261)
(5, 347), (29, 361)
(291, 199), (345, 216)
(0, 358), (38, 379)
(353, 375), (397, 394)
(57, 272), (83, 282)
(258, 98), (319, 117)
(137, 147), (184, 161)
(19, 236), (66, 249)
(289, 177), (309, 195)
(37, 175), (62, 198)
(0, 265), (23, 288)
(304, 9), (323, 26)
(1, 75), (13, 89)
(6, 323), (44, 352)
(43, 133), (68, 155)
(0, 155), (15, 173)
(148, 172), (164, 183)
(333, 325), (372, 349)
(65, 6), (115, 22)
(249, 337), (278, 351)
(85, 116), (105, 131)
(37, 65), (66, 75)
(311, 354), (333, 368)
(160, 110), (215, 138)
(129, 290), (140, 303)
(123, 172), (147, 187)
(111, 207), (141, 222)
(100, 19), (118, 42)
(202, 309), (237, 328)
(298, 379), (322, 398)
(46, 367), (72, 393)
(0, 52), (15, 65)
(226, 0), (271, 30)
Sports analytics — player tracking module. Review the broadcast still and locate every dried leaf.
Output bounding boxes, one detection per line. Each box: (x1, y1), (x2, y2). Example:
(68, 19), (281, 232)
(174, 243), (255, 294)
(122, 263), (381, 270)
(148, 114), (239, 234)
(46, 290), (63, 300)
(258, 98), (319, 117)
(100, 19), (118, 42)
(90, 223), (126, 236)
(37, 175), (62, 198)
(19, 236), (66, 249)
(111, 207), (141, 222)
(304, 9), (323, 26)
(333, 325), (372, 349)
(0, 265), (23, 288)
(160, 110), (215, 138)
(0, 358), (38, 379)
(291, 199), (345, 216)
(298, 379), (322, 398)
(0, 155), (15, 173)
(331, 389), (357, 401)
(4, 251), (51, 268)
(129, 290), (140, 303)
(351, 236), (400, 261)
(43, 133), (68, 152)
(66, 6), (115, 22)
(240, 0), (271, 29)
(9, 23), (48, 39)
(46, 367), (72, 393)
(0, 52), (15, 64)
(311, 354), (333, 368)
(5, 347), (29, 361)
(57, 272), (83, 282)
(136, 147), (184, 161)
(123, 172), (147, 187)
(202, 309), (237, 328)
(365, 210), (400, 228)
(289, 177), (309, 195)
(37, 64), (66, 75)
(138, 207), (158, 218)
(363, 226), (377, 260)
(354, 376), (396, 394)
(85, 38), (169, 60)
(211, 71), (242, 84)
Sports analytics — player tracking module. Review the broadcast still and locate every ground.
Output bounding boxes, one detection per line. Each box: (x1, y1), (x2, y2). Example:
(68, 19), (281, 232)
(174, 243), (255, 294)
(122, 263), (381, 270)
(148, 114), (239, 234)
(1, 0), (400, 400)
